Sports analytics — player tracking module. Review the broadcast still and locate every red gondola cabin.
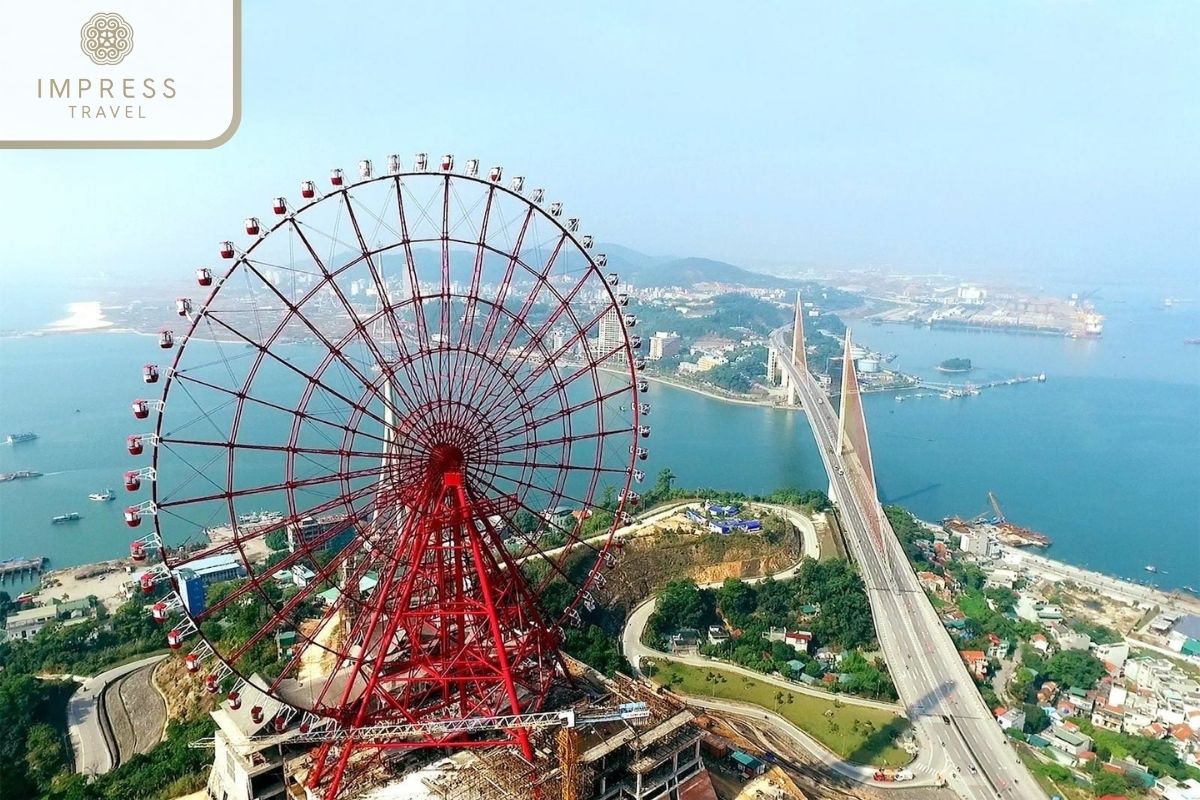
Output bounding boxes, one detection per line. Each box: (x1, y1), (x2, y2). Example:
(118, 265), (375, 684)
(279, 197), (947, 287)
(158, 330), (174, 349)
(127, 435), (144, 455)
(130, 540), (146, 561)
(151, 601), (167, 622)
(142, 364), (159, 384)
(196, 267), (213, 286)
(219, 241), (234, 259)
(330, 168), (344, 186)
(125, 471), (141, 491)
(272, 197), (286, 215)
(167, 629), (184, 649)
(125, 506), (142, 527)
(244, 217), (260, 236)
(300, 180), (316, 199)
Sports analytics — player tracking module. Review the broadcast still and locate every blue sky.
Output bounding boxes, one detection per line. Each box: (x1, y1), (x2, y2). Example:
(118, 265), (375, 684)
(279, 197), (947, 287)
(1, 1), (1197, 295)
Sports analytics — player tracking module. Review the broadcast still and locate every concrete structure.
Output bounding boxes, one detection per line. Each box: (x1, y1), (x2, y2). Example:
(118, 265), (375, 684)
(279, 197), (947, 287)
(786, 292), (806, 406)
(287, 514), (354, 555)
(997, 707), (1026, 732)
(598, 308), (624, 361)
(207, 675), (288, 800)
(770, 322), (1045, 800)
(4, 604), (57, 639)
(648, 331), (682, 361)
(765, 346), (781, 384)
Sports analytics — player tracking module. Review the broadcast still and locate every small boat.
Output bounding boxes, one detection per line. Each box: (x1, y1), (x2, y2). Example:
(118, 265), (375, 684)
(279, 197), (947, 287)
(5, 432), (38, 445)
(1145, 565), (1158, 574)
(51, 513), (81, 524)
(89, 488), (116, 502)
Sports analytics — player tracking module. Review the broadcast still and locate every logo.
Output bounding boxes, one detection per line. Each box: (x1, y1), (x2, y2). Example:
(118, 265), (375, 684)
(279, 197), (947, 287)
(80, 12), (134, 66)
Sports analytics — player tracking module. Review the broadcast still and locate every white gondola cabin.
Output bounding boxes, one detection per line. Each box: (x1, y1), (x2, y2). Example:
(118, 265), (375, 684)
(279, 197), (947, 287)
(132, 399), (150, 419)
(567, 218), (579, 232)
(387, 154), (402, 174)
(465, 159), (479, 177)
(358, 159), (373, 179)
(414, 153), (428, 171)
(581, 235), (594, 248)
(637, 379), (649, 392)
(531, 188), (545, 203)
(596, 253), (608, 267)
(510, 176), (524, 192)
(176, 298), (193, 317)
(633, 469), (645, 482)
(142, 364), (159, 383)
(158, 330), (174, 349)
(623, 314), (637, 328)
(639, 402), (651, 415)
(630, 446), (648, 461)
(607, 272), (619, 286)
(488, 166), (502, 183)
(549, 202), (562, 217)
(630, 335), (642, 349)
(634, 358), (647, 371)
(618, 292), (629, 307)
(639, 425), (651, 438)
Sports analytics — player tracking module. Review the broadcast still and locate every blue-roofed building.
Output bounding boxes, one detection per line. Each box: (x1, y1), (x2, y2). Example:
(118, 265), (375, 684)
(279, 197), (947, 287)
(707, 504), (741, 517)
(181, 553), (248, 585)
(176, 569), (207, 615)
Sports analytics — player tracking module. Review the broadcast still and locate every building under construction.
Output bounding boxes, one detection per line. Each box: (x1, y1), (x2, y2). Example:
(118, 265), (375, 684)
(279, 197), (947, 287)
(205, 665), (715, 800)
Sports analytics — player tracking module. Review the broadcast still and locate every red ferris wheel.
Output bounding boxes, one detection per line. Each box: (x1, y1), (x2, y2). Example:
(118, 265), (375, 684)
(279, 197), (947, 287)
(124, 154), (650, 796)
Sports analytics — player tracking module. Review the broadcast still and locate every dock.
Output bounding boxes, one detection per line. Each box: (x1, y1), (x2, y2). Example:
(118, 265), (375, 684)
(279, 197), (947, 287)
(0, 556), (46, 583)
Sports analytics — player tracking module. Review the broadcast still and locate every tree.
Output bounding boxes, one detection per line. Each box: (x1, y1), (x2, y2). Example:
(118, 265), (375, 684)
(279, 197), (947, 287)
(649, 580), (711, 636)
(1045, 650), (1106, 690)
(1090, 770), (1133, 796)
(264, 529), (288, 551)
(716, 579), (756, 627)
(1022, 703), (1049, 734)
(653, 468), (677, 499)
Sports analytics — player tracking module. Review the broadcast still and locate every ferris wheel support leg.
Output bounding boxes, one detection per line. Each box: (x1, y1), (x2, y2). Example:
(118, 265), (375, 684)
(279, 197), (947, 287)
(323, 741), (356, 800)
(308, 740), (335, 789)
(455, 478), (535, 763)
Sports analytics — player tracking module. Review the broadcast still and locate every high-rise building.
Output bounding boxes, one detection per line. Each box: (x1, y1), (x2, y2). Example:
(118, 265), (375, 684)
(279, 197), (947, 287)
(648, 331), (682, 360)
(596, 309), (625, 363)
(766, 346), (781, 384)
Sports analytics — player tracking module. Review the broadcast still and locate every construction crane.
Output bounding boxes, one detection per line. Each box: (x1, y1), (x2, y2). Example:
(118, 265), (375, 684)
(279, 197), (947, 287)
(191, 702), (651, 755)
(987, 492), (1006, 524)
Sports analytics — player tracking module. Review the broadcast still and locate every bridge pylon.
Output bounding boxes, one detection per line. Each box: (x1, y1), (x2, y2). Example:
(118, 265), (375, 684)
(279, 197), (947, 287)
(836, 329), (877, 501)
(786, 292), (806, 406)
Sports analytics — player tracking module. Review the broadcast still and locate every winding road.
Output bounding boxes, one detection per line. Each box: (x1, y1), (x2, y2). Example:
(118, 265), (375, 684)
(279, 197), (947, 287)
(66, 655), (167, 776)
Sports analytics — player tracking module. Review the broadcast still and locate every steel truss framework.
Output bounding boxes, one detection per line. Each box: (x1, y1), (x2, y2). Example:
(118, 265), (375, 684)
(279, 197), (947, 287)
(126, 155), (646, 798)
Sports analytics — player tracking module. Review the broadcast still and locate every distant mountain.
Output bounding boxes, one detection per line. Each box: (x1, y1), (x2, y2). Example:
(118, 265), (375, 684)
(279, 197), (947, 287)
(598, 247), (801, 289)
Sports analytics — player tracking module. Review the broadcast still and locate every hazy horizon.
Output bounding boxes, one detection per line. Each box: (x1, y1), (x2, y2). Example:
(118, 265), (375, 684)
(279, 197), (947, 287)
(0, 2), (1196, 294)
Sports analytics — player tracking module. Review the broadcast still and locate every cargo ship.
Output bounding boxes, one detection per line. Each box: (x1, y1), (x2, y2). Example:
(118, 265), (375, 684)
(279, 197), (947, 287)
(5, 432), (38, 445)
(89, 488), (116, 501)
(0, 470), (43, 482)
(51, 513), (81, 524)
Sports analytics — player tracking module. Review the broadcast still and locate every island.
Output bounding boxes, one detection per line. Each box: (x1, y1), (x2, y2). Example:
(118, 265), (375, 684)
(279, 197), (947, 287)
(936, 357), (973, 373)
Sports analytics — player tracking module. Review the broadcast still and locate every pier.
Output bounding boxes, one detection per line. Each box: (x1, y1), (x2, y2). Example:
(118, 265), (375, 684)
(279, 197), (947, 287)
(893, 372), (1047, 400)
(0, 556), (46, 584)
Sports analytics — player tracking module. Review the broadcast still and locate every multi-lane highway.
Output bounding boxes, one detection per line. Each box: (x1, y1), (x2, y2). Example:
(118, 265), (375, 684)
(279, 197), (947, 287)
(770, 328), (1044, 800)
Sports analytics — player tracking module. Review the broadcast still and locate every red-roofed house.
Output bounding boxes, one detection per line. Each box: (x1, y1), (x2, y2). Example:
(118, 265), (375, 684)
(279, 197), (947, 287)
(961, 650), (988, 678)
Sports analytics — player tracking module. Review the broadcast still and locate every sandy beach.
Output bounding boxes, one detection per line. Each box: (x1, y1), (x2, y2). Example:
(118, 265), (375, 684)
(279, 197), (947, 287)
(44, 301), (114, 333)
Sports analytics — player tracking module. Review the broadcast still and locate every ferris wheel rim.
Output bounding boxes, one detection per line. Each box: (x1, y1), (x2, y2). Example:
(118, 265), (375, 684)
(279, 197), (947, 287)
(134, 158), (645, 722)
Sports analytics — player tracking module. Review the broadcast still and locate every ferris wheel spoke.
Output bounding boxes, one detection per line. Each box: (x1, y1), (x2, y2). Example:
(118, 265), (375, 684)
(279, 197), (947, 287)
(338, 195), (434, 414)
(274, 223), (423, 421)
(392, 179), (444, 420)
(221, 528), (365, 667)
(491, 383), (633, 446)
(163, 437), (384, 462)
(159, 462), (385, 511)
(170, 371), (397, 454)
